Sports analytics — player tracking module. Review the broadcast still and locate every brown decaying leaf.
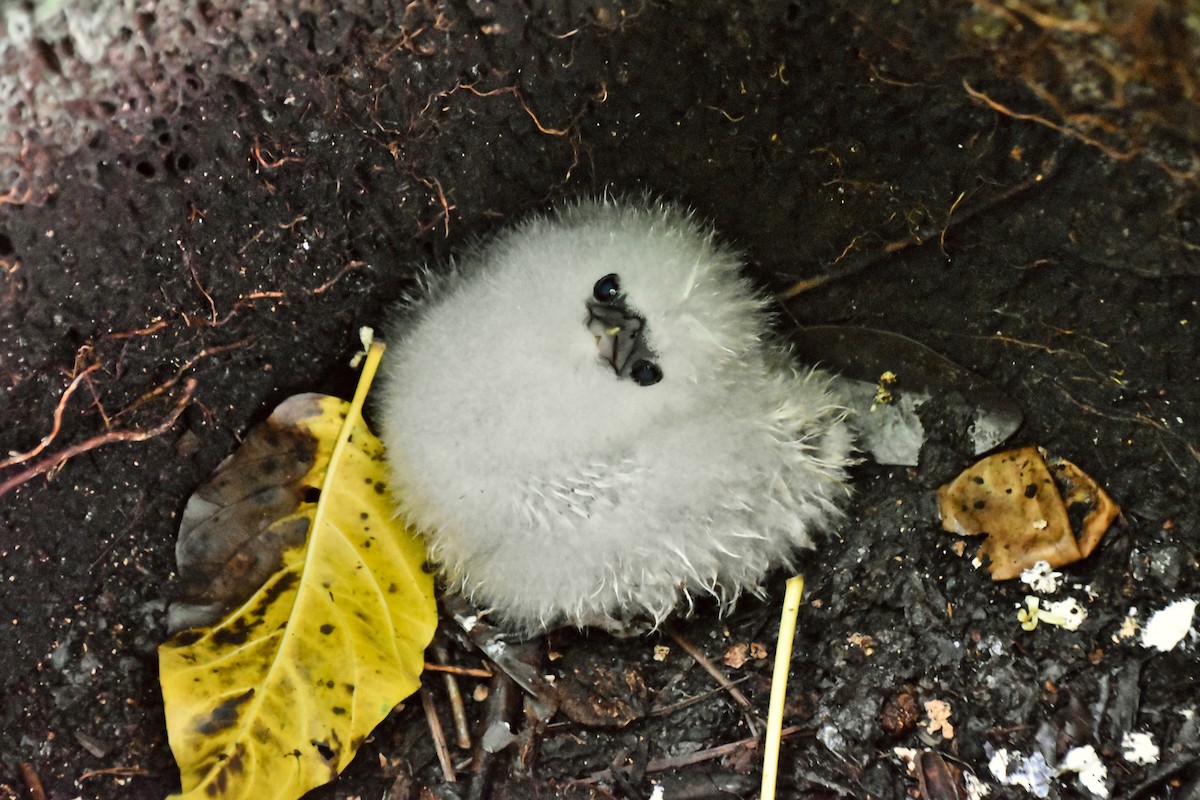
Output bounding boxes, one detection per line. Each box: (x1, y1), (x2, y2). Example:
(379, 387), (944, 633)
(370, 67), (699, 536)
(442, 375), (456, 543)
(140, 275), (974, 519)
(937, 446), (1119, 580)
(557, 655), (648, 728)
(916, 750), (964, 800)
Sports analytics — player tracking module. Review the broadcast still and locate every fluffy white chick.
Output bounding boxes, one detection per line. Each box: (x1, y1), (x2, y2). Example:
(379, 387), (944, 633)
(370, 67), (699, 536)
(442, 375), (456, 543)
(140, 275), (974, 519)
(376, 197), (853, 633)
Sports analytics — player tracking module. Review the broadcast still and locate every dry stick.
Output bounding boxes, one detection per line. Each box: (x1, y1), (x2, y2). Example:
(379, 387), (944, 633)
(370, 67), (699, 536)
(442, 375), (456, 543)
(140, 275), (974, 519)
(647, 729), (796, 772)
(77, 766), (149, 781)
(0, 379), (196, 500)
(666, 627), (754, 712)
(779, 142), (1070, 300)
(575, 726), (804, 785)
(432, 642), (473, 750)
(420, 686), (457, 783)
(647, 674), (755, 718)
(423, 662), (494, 679)
(468, 665), (521, 800)
(667, 625), (767, 738)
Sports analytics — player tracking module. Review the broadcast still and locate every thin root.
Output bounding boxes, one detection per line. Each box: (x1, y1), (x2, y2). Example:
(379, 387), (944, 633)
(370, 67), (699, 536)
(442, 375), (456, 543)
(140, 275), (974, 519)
(0, 380), (196, 500)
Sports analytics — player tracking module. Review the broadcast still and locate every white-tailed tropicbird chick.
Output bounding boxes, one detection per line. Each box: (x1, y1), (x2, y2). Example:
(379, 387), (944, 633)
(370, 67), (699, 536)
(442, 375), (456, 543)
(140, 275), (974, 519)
(376, 198), (854, 633)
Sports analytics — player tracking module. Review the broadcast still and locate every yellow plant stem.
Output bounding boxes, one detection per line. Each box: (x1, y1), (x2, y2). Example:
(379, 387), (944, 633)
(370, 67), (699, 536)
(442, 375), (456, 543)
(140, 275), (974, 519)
(760, 574), (804, 800)
(311, 338), (386, 531)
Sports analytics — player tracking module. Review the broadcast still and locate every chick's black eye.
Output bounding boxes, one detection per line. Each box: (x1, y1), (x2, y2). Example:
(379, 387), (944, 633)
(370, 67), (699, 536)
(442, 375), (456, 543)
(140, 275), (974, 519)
(631, 359), (662, 387)
(593, 273), (620, 302)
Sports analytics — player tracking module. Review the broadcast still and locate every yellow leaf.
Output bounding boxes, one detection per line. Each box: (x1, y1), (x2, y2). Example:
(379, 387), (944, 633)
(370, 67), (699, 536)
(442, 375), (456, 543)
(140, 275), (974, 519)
(159, 341), (437, 800)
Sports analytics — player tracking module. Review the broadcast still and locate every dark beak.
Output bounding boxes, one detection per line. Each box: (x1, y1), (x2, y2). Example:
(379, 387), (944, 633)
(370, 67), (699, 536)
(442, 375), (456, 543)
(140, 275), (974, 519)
(586, 302), (652, 379)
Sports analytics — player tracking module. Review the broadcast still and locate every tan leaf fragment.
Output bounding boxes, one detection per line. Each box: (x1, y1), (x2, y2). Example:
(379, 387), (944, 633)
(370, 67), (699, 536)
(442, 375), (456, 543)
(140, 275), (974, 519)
(937, 446), (1119, 580)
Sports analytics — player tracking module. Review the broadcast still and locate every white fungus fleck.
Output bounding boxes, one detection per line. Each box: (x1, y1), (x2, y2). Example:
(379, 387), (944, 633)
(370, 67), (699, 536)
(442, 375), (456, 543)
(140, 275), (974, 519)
(1120, 731), (1160, 765)
(1140, 599), (1196, 652)
(1059, 745), (1109, 798)
(987, 747), (1052, 797)
(1045, 597), (1087, 631)
(1020, 560), (1062, 593)
(963, 771), (991, 800)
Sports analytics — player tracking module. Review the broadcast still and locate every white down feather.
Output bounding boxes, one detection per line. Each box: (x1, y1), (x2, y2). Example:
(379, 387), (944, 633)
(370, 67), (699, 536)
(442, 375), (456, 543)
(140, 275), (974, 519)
(375, 197), (854, 633)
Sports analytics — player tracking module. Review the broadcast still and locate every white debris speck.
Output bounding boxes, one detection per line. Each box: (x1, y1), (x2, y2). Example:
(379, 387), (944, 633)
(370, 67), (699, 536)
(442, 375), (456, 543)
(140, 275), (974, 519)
(892, 747), (919, 775)
(964, 771), (991, 800)
(817, 723), (846, 754)
(987, 747), (1052, 797)
(1021, 560), (1063, 593)
(1045, 597), (1088, 631)
(924, 699), (954, 739)
(1114, 609), (1139, 642)
(480, 720), (515, 753)
(1059, 745), (1109, 798)
(1140, 599), (1196, 652)
(1120, 731), (1160, 765)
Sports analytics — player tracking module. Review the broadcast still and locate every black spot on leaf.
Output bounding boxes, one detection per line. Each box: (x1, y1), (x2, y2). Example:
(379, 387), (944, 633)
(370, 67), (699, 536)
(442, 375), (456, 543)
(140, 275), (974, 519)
(212, 617), (263, 646)
(250, 572), (300, 618)
(312, 740), (336, 762)
(196, 689), (255, 735)
(172, 629), (204, 646)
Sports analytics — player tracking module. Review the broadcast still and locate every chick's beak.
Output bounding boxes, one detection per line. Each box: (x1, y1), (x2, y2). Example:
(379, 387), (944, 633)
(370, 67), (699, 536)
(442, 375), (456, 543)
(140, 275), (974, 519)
(586, 302), (650, 378)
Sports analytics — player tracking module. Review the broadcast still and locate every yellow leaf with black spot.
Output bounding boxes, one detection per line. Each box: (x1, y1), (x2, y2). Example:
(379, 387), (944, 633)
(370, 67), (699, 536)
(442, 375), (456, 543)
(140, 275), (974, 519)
(158, 339), (437, 800)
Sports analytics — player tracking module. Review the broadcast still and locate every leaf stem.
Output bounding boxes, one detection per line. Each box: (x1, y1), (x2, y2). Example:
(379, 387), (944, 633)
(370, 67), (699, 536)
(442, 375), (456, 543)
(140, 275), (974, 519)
(761, 575), (805, 800)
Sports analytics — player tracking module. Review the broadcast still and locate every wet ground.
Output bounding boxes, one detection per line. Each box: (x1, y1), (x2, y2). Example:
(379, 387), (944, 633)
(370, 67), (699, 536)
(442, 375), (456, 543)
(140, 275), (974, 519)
(0, 1), (1197, 798)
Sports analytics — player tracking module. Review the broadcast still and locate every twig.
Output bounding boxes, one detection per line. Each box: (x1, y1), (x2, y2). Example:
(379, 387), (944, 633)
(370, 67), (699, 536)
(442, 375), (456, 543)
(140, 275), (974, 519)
(781, 143), (1069, 299)
(648, 674), (754, 718)
(0, 379), (195, 500)
(424, 662), (494, 679)
(573, 727), (804, 785)
(667, 627), (754, 712)
(420, 686), (457, 783)
(432, 642), (472, 750)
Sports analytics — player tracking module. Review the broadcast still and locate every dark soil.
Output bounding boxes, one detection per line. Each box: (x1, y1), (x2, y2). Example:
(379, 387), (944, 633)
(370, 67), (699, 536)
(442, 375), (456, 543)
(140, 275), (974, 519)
(1, 1), (1197, 798)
